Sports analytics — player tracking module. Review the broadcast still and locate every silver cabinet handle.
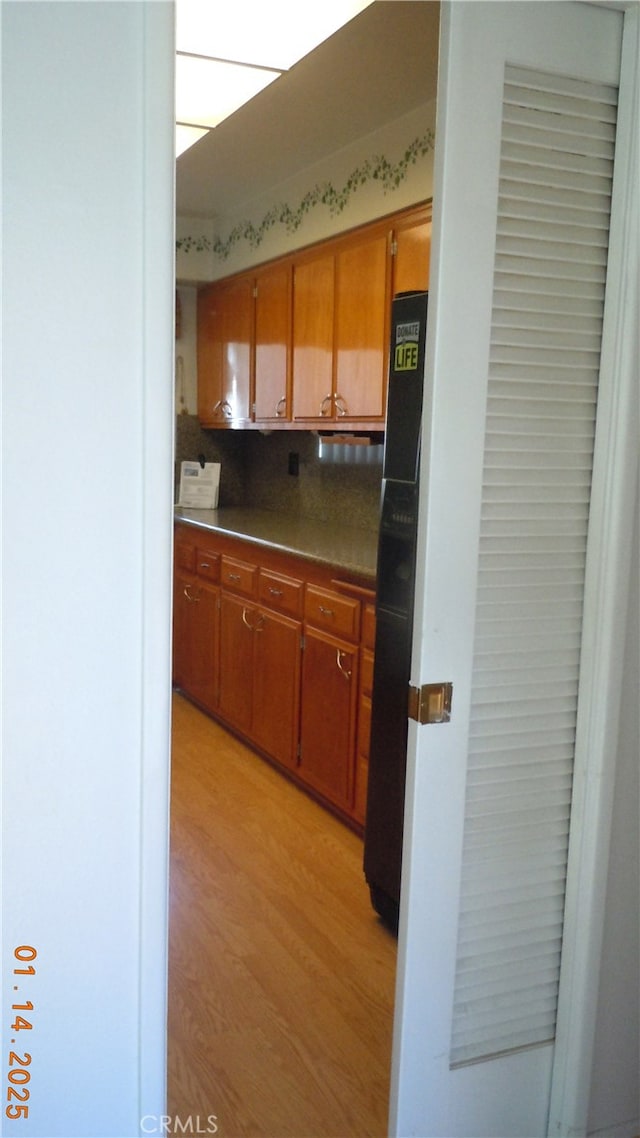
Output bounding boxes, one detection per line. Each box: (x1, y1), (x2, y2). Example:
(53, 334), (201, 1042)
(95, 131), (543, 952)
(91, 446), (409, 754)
(213, 399), (233, 418)
(242, 607), (253, 630)
(336, 649), (352, 680)
(268, 586), (283, 597)
(275, 396), (286, 417)
(227, 572), (241, 583)
(335, 394), (348, 416)
(320, 393), (332, 416)
(183, 585), (200, 603)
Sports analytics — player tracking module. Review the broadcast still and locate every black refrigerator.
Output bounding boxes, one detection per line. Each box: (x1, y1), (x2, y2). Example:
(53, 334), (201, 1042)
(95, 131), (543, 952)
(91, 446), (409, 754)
(364, 290), (428, 932)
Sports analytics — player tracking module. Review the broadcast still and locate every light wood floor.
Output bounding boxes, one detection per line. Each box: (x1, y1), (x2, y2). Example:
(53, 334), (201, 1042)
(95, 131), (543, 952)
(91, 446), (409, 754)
(168, 693), (397, 1138)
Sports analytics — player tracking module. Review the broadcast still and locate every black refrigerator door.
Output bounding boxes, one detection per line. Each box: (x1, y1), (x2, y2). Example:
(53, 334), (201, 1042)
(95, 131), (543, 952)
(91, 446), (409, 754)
(364, 291), (427, 931)
(363, 605), (413, 931)
(382, 291), (428, 484)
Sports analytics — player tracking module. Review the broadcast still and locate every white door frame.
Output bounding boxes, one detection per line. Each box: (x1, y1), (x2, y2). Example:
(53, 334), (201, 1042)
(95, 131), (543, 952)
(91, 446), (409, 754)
(548, 5), (639, 1135)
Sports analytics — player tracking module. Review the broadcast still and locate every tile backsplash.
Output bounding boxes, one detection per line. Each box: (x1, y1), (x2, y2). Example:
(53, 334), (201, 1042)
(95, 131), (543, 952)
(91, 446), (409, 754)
(175, 415), (382, 531)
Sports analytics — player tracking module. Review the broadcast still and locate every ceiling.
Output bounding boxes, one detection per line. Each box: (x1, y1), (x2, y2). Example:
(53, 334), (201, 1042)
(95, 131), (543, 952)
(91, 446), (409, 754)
(176, 1), (440, 221)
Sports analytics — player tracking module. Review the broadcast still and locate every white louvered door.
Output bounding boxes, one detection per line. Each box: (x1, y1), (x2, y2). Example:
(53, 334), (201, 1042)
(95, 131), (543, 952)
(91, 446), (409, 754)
(390, 4), (628, 1136)
(450, 63), (617, 1069)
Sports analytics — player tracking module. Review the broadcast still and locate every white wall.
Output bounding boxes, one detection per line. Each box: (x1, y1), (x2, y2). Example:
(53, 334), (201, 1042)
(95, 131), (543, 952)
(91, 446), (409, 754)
(0, 3), (174, 1135)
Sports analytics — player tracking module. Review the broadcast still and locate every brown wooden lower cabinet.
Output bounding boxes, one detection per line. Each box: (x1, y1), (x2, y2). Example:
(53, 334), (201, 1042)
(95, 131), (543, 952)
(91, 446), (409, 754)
(251, 607), (301, 771)
(172, 537), (220, 716)
(219, 591), (301, 771)
(218, 591), (254, 735)
(173, 522), (375, 831)
(299, 627), (358, 813)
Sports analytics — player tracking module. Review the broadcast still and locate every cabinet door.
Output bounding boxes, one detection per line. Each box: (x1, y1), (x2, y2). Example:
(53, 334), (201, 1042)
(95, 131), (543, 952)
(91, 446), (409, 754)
(197, 287), (220, 427)
(334, 231), (389, 420)
(252, 608), (301, 770)
(197, 277), (252, 426)
(172, 568), (192, 693)
(218, 592), (254, 733)
(172, 570), (219, 715)
(392, 214), (432, 295)
(299, 627), (358, 811)
(291, 253), (335, 422)
(254, 262), (291, 423)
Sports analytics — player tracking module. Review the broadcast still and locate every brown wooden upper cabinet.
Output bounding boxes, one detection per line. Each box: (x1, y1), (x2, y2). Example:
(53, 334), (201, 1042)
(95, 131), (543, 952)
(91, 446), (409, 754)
(292, 229), (389, 425)
(197, 275), (253, 427)
(335, 230), (390, 421)
(254, 261), (292, 424)
(290, 251), (336, 423)
(196, 203), (431, 431)
(392, 208), (432, 296)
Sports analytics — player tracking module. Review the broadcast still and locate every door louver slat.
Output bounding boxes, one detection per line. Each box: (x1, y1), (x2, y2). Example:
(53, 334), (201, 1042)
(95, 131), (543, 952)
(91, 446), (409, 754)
(449, 65), (617, 1067)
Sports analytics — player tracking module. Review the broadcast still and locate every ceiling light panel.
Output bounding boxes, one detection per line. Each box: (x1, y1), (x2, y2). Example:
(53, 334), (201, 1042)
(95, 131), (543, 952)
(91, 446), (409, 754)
(175, 123), (209, 158)
(176, 54), (281, 130)
(176, 0), (375, 71)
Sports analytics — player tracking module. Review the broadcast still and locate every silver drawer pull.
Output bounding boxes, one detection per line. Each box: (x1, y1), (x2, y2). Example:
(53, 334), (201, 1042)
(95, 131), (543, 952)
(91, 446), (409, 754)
(227, 572), (241, 582)
(319, 605), (334, 618)
(199, 561), (211, 570)
(268, 587), (283, 597)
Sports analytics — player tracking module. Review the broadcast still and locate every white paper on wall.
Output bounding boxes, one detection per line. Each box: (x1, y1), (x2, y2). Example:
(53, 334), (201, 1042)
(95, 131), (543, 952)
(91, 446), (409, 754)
(178, 461), (220, 508)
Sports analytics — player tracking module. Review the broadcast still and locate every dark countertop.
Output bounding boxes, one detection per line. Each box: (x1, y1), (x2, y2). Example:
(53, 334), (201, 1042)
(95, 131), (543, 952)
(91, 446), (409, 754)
(174, 506), (378, 581)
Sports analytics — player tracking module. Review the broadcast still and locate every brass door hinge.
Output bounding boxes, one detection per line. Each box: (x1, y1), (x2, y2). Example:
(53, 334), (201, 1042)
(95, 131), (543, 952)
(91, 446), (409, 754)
(408, 682), (453, 725)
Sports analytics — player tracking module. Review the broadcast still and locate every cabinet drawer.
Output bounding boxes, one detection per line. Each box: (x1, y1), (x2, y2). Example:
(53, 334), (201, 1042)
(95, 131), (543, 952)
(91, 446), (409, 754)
(258, 569), (303, 618)
(304, 585), (360, 642)
(195, 545), (220, 583)
(221, 555), (257, 598)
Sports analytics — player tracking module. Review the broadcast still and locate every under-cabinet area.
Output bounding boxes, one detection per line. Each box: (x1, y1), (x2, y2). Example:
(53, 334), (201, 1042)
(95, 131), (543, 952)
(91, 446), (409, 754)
(173, 515), (376, 831)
